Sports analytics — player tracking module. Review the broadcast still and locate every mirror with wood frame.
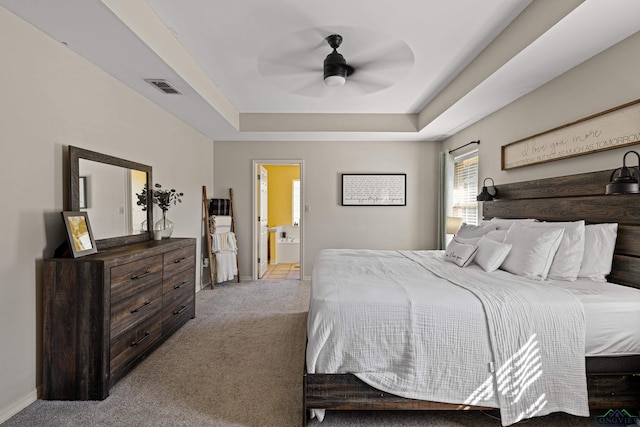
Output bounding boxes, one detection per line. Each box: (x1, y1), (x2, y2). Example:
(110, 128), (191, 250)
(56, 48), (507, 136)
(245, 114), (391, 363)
(69, 146), (153, 250)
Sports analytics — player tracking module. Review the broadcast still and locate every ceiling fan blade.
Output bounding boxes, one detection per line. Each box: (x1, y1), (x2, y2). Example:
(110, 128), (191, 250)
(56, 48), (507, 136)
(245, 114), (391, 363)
(349, 39), (414, 76)
(290, 78), (331, 98)
(350, 39), (413, 64)
(258, 56), (320, 77)
(350, 60), (412, 79)
(257, 27), (329, 82)
(346, 72), (396, 95)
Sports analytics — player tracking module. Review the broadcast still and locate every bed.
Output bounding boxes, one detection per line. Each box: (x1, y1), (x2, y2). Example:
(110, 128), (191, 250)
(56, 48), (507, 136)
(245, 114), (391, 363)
(303, 168), (640, 426)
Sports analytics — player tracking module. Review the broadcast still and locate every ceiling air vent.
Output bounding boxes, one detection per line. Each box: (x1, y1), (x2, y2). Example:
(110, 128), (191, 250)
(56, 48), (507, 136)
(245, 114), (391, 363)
(144, 79), (182, 94)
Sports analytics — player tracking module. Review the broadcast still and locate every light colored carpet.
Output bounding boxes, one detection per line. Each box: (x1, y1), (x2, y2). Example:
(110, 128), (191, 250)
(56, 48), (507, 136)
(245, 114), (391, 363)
(4, 280), (615, 426)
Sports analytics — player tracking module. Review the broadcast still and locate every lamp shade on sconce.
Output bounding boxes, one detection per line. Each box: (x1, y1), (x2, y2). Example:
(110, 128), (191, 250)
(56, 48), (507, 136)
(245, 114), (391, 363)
(606, 150), (640, 194)
(445, 217), (463, 235)
(477, 178), (497, 201)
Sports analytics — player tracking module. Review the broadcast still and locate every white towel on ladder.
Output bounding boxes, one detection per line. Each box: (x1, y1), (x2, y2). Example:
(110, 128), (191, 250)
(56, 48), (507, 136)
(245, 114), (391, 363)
(215, 252), (237, 282)
(211, 215), (232, 233)
(212, 232), (237, 252)
(212, 231), (237, 283)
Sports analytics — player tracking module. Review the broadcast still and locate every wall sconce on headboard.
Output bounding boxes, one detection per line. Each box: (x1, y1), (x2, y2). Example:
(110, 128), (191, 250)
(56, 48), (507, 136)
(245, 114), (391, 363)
(606, 150), (640, 195)
(477, 178), (498, 201)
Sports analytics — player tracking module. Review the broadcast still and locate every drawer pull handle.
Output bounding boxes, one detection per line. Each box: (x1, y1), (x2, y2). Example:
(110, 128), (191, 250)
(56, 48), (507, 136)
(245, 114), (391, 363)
(131, 269), (152, 280)
(173, 305), (188, 315)
(130, 300), (151, 313)
(173, 281), (187, 290)
(130, 331), (151, 347)
(173, 256), (187, 264)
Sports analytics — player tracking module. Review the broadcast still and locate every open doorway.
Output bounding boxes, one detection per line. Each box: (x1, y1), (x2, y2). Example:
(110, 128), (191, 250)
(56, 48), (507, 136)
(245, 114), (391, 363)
(251, 160), (304, 281)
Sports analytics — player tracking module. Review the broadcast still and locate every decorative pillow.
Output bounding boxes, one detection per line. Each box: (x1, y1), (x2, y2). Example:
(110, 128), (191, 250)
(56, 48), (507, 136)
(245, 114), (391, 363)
(444, 239), (478, 267)
(521, 221), (586, 281)
(489, 218), (537, 230)
(474, 237), (512, 272)
(456, 222), (499, 239)
(501, 223), (564, 280)
(578, 223), (618, 282)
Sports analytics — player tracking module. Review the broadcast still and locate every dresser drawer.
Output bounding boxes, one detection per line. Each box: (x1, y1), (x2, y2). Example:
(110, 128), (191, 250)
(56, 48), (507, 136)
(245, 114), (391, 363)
(162, 293), (194, 335)
(110, 284), (162, 340)
(110, 311), (161, 378)
(163, 245), (195, 279)
(110, 255), (163, 304)
(162, 269), (194, 304)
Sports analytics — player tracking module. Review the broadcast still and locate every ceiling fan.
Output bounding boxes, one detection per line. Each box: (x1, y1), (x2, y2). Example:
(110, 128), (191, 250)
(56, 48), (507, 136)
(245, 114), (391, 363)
(323, 34), (353, 87)
(257, 27), (414, 97)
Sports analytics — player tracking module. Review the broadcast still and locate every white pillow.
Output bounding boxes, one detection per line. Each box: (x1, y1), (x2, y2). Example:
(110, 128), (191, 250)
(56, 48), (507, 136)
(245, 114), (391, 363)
(474, 237), (512, 272)
(501, 223), (564, 280)
(444, 239), (478, 267)
(484, 229), (508, 242)
(489, 218), (537, 230)
(456, 222), (499, 239)
(521, 221), (586, 281)
(578, 223), (618, 282)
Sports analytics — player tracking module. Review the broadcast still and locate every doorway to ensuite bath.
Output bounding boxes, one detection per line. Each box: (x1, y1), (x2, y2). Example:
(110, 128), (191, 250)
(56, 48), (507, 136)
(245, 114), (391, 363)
(251, 160), (304, 281)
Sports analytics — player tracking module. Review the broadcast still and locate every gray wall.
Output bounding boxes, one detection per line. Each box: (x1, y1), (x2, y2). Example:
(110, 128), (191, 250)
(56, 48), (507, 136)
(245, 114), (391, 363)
(0, 7), (213, 421)
(213, 140), (441, 278)
(442, 31), (640, 185)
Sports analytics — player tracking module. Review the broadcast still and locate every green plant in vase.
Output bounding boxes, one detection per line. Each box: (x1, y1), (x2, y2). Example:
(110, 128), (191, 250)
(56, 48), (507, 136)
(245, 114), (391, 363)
(152, 183), (184, 239)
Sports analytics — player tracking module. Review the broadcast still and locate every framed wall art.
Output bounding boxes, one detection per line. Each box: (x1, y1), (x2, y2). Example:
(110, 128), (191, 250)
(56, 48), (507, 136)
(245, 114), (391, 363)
(502, 99), (640, 170)
(62, 211), (97, 257)
(341, 173), (406, 206)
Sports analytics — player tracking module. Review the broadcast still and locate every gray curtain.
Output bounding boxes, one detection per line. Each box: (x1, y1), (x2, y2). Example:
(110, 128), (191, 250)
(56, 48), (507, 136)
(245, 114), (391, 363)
(438, 151), (454, 250)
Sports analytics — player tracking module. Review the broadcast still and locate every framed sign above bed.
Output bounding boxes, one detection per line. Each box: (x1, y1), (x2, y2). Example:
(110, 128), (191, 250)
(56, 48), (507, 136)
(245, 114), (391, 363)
(502, 98), (640, 170)
(341, 173), (406, 206)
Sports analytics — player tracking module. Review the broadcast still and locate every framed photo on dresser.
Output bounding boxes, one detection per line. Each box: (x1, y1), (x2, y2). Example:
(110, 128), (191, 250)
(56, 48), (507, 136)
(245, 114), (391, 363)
(62, 211), (97, 257)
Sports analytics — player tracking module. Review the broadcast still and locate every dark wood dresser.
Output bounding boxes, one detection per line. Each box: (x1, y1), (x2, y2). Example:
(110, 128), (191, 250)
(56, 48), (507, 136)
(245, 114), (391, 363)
(43, 238), (196, 400)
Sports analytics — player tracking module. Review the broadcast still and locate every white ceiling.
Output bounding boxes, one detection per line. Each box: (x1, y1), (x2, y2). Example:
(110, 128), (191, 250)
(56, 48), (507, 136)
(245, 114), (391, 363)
(2, 0), (639, 142)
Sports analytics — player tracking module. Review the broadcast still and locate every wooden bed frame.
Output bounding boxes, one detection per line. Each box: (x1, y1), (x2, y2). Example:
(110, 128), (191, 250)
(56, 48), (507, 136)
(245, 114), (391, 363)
(303, 168), (640, 425)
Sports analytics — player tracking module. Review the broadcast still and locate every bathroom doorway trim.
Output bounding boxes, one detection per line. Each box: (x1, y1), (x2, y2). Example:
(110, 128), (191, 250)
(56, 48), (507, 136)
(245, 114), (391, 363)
(251, 159), (305, 281)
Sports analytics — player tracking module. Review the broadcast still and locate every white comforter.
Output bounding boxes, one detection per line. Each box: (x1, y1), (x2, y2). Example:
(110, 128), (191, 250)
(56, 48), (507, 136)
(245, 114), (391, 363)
(306, 249), (589, 426)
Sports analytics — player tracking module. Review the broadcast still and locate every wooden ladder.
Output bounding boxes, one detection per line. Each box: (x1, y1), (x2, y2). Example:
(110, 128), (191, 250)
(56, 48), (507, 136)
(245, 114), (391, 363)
(202, 186), (240, 288)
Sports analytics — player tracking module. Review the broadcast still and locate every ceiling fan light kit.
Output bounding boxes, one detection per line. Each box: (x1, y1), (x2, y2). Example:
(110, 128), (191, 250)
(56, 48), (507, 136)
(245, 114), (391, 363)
(323, 34), (353, 87)
(324, 73), (346, 87)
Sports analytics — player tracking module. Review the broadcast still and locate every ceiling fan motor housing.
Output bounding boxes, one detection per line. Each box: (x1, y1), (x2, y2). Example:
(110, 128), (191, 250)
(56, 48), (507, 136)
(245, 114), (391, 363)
(324, 51), (348, 80)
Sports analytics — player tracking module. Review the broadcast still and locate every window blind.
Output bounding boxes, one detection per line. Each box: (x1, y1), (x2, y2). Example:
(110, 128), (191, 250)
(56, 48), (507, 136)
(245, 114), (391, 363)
(452, 153), (478, 225)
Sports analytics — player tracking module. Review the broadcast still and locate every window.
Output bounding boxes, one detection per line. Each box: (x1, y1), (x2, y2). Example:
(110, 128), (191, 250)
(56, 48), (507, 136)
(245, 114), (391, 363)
(452, 152), (478, 225)
(292, 179), (300, 225)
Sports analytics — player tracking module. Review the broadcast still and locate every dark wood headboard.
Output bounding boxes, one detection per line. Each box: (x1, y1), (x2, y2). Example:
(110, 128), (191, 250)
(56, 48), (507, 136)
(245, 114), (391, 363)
(483, 169), (640, 289)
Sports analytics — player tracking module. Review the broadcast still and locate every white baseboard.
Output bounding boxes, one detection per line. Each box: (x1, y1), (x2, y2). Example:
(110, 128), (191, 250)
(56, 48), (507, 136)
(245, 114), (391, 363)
(0, 387), (38, 424)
